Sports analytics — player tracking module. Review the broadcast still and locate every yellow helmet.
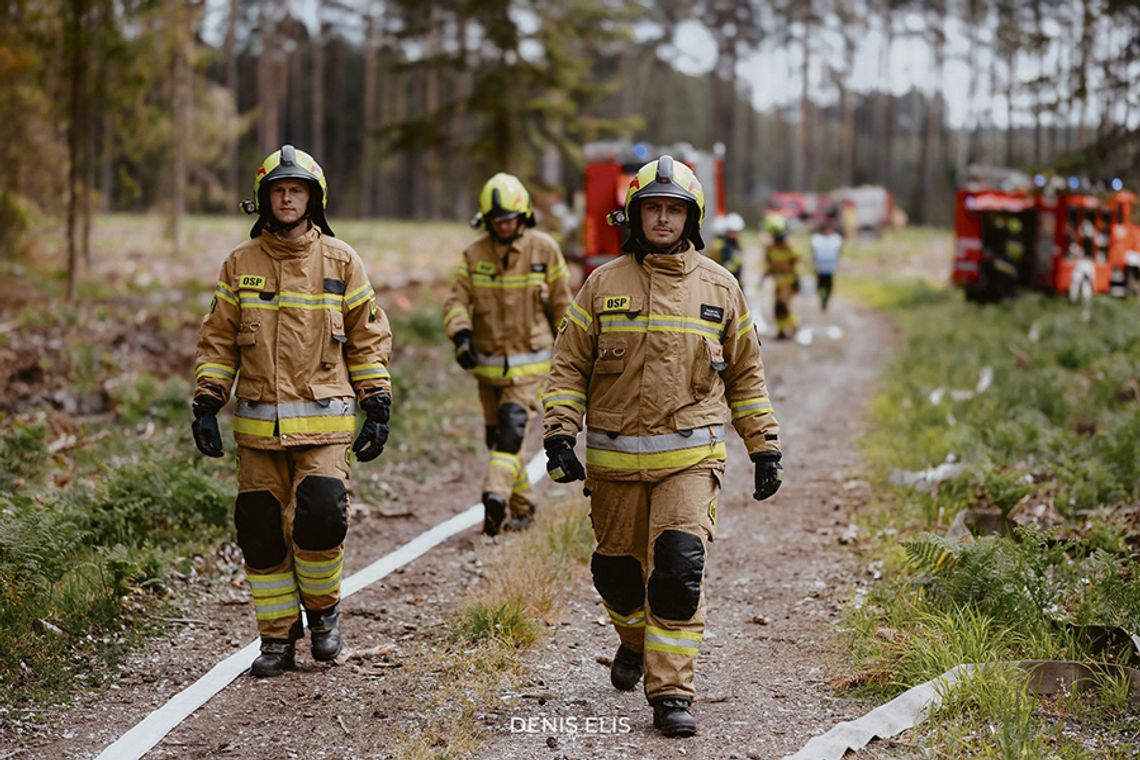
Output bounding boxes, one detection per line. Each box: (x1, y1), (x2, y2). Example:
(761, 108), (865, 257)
(763, 213), (789, 237)
(616, 155), (705, 251)
(474, 172), (535, 229)
(247, 145), (333, 237)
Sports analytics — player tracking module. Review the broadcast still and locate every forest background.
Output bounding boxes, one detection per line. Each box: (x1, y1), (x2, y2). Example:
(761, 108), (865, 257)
(4, 0), (1140, 299)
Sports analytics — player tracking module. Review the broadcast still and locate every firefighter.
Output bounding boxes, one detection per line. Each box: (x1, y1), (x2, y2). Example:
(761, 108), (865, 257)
(442, 173), (573, 536)
(542, 155), (783, 737)
(764, 213), (800, 339)
(191, 145), (393, 677)
(707, 212), (745, 285)
(810, 213), (843, 311)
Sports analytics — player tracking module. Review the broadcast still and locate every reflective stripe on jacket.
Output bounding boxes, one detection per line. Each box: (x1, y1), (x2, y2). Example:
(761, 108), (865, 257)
(441, 228), (573, 386)
(193, 226), (393, 450)
(543, 246), (780, 482)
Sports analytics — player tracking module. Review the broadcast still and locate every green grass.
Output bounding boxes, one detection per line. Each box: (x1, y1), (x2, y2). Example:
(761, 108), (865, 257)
(835, 252), (1140, 752)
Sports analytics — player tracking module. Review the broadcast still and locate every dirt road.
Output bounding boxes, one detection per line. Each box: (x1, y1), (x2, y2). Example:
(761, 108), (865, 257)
(10, 278), (894, 760)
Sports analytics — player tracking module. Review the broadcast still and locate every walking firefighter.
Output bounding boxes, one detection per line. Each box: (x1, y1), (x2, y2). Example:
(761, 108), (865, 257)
(442, 173), (574, 536)
(191, 145), (393, 677)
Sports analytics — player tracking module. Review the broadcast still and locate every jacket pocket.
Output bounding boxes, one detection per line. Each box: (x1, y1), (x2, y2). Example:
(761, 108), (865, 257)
(594, 335), (628, 375)
(322, 311), (347, 368)
(691, 338), (725, 397)
(310, 381), (353, 400)
(237, 321), (259, 347)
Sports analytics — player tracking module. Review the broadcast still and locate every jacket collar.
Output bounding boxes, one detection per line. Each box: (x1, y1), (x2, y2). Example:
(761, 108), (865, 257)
(639, 242), (699, 276)
(261, 225), (320, 260)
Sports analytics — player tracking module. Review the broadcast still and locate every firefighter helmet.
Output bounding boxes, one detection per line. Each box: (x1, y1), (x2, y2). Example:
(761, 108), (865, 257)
(619, 155), (705, 251)
(763, 213), (789, 237)
(473, 172), (536, 229)
(247, 145), (334, 238)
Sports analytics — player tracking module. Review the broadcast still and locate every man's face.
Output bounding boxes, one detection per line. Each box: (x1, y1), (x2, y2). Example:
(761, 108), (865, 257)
(640, 197), (689, 249)
(269, 179), (310, 225)
(490, 215), (521, 240)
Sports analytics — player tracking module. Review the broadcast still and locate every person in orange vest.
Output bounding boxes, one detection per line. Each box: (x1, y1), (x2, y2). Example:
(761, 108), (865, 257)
(442, 174), (573, 535)
(192, 145), (393, 676)
(543, 156), (783, 737)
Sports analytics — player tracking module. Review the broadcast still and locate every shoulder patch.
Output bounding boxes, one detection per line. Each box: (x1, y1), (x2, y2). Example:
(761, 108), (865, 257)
(238, 274), (267, 290)
(557, 313), (569, 333)
(531, 263), (547, 273)
(602, 295), (631, 312)
(700, 304), (725, 323)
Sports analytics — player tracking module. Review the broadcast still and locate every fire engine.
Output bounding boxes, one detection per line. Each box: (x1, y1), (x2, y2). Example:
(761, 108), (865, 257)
(953, 167), (1140, 302)
(580, 141), (726, 277)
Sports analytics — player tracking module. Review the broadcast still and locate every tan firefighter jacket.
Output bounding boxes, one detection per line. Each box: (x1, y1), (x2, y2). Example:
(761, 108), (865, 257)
(542, 245), (780, 482)
(765, 241), (799, 285)
(193, 226), (392, 451)
(442, 228), (573, 386)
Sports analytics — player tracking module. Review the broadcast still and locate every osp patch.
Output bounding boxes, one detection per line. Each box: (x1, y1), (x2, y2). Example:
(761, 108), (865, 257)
(238, 274), (267, 290)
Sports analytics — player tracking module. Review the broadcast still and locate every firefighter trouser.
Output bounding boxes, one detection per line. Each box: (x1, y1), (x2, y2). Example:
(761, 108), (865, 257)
(774, 276), (798, 336)
(478, 381), (540, 518)
(235, 444), (350, 640)
(586, 465), (721, 702)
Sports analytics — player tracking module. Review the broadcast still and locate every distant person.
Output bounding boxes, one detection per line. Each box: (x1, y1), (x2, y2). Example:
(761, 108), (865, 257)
(810, 215), (843, 311)
(191, 145), (393, 677)
(763, 213), (800, 339)
(543, 155), (783, 737)
(442, 173), (573, 536)
(708, 212), (745, 285)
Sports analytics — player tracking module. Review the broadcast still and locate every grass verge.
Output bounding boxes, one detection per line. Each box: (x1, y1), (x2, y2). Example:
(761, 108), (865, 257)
(838, 272), (1140, 756)
(387, 495), (595, 758)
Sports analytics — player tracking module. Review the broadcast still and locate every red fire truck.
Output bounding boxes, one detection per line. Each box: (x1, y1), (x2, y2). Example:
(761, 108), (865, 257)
(953, 170), (1140, 302)
(581, 141), (726, 277)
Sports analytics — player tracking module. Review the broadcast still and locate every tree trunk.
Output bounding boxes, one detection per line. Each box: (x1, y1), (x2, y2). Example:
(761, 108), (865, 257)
(66, 0), (87, 300)
(359, 7), (377, 218)
(225, 0), (239, 198)
(311, 0), (325, 162)
(795, 10), (811, 190)
(258, 0), (278, 152)
(877, 0), (893, 190)
(423, 9), (443, 219)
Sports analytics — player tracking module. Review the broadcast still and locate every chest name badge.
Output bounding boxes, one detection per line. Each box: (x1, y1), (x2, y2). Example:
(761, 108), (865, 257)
(239, 274), (267, 290)
(603, 295), (631, 311)
(475, 261), (497, 275)
(700, 304), (725, 323)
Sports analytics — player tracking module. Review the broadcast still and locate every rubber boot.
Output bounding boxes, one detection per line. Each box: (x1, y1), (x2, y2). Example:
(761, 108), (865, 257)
(610, 644), (643, 691)
(503, 510), (534, 533)
(307, 605), (342, 662)
(251, 619), (302, 678)
(482, 492), (506, 536)
(651, 696), (697, 737)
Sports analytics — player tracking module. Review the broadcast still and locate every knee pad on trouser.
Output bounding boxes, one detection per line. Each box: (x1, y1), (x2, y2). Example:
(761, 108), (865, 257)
(495, 402), (529, 454)
(485, 425), (499, 450)
(234, 490), (288, 569)
(293, 476), (348, 551)
(592, 553), (646, 650)
(647, 530), (705, 621)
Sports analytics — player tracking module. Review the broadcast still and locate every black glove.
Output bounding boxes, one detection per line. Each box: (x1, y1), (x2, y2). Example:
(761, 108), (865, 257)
(352, 394), (390, 462)
(191, 395), (224, 458)
(544, 435), (585, 483)
(752, 451), (783, 501)
(452, 329), (477, 371)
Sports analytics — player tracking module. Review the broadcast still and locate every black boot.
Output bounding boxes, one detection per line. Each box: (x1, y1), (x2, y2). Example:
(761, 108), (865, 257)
(307, 605), (342, 662)
(503, 510), (534, 533)
(482, 492), (506, 536)
(251, 620), (302, 677)
(652, 696), (697, 737)
(610, 645), (643, 691)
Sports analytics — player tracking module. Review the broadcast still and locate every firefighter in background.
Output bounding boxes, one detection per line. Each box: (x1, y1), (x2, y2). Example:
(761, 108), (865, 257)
(763, 213), (800, 339)
(442, 173), (573, 536)
(707, 212), (745, 285)
(810, 212), (843, 311)
(542, 156), (783, 737)
(192, 145), (393, 677)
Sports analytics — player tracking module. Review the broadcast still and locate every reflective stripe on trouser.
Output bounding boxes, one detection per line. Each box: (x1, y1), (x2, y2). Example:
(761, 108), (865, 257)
(478, 381), (541, 517)
(586, 465), (720, 701)
(237, 444), (351, 638)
